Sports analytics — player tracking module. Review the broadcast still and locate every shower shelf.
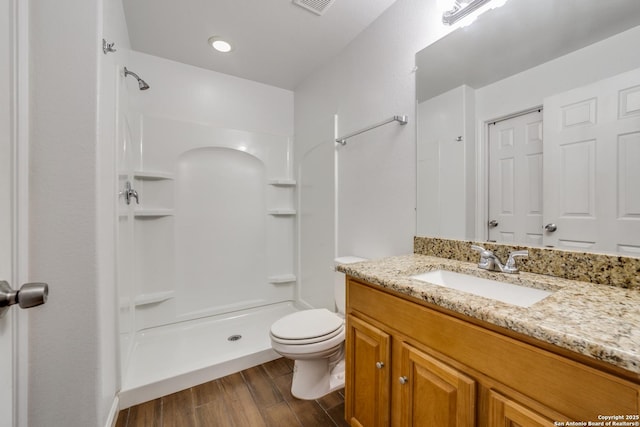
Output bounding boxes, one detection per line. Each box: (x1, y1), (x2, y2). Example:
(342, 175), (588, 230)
(268, 274), (296, 284)
(134, 291), (175, 307)
(133, 170), (175, 180)
(268, 179), (296, 186)
(134, 208), (175, 217)
(268, 209), (296, 216)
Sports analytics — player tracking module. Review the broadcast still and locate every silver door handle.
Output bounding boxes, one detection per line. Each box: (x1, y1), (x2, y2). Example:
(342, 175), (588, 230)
(544, 223), (557, 232)
(488, 219), (499, 228)
(0, 281), (49, 318)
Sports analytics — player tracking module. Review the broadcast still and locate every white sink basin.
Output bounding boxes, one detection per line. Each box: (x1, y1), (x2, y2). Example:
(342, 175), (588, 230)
(411, 270), (552, 308)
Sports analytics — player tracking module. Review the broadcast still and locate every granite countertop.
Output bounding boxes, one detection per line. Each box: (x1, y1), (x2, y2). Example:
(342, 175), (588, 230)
(338, 254), (640, 375)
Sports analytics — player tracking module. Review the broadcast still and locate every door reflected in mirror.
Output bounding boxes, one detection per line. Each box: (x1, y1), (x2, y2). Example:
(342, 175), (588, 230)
(415, 0), (640, 256)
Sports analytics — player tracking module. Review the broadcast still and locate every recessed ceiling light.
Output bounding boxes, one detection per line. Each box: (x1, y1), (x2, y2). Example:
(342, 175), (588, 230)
(208, 36), (233, 53)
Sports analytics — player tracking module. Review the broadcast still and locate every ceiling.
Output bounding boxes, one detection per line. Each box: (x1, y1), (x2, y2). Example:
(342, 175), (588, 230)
(122, 0), (398, 90)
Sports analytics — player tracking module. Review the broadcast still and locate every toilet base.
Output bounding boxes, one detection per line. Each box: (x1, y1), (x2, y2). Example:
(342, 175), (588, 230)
(290, 357), (345, 400)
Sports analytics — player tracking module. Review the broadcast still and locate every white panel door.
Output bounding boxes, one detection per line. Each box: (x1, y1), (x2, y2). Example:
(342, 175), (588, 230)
(488, 110), (544, 245)
(544, 67), (640, 253)
(0, 151), (14, 424)
(1, 0), (15, 421)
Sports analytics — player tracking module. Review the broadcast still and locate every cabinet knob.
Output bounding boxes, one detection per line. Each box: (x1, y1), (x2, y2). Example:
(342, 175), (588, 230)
(399, 376), (408, 385)
(375, 361), (384, 369)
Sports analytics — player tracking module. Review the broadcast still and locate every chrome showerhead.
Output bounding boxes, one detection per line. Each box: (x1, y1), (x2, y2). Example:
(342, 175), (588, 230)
(137, 79), (150, 91)
(124, 67), (150, 91)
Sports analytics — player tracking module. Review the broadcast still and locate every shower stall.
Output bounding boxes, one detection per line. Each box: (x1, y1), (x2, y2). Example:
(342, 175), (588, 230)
(115, 56), (301, 407)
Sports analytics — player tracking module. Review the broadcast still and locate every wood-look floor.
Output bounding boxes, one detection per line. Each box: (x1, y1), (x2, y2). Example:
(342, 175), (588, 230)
(115, 358), (350, 427)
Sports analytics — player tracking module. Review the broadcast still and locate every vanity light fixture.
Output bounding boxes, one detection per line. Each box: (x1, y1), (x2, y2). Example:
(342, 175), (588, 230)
(442, 0), (493, 25)
(208, 36), (233, 53)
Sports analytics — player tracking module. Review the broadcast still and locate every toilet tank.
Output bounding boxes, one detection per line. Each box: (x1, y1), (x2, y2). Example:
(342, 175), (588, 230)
(334, 256), (368, 314)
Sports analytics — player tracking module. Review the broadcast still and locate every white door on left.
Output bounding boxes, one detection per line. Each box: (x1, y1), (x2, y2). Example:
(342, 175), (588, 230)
(0, 1), (48, 424)
(1, 0), (15, 420)
(0, 0), (16, 426)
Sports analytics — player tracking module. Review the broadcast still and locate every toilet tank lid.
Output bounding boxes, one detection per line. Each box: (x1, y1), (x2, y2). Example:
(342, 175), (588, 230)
(334, 256), (368, 266)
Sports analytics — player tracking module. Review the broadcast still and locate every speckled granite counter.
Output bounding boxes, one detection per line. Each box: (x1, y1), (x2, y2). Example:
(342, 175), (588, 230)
(414, 236), (640, 288)
(338, 254), (640, 375)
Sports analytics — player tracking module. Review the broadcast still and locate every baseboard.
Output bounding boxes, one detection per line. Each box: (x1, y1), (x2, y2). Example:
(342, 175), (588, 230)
(105, 396), (120, 427)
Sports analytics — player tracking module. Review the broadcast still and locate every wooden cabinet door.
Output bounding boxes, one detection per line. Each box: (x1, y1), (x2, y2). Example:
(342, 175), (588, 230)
(488, 389), (557, 427)
(399, 342), (475, 427)
(346, 315), (391, 427)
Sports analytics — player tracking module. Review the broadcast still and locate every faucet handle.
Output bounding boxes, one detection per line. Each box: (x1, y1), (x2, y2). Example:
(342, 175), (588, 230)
(470, 245), (486, 253)
(470, 244), (494, 270)
(504, 250), (528, 273)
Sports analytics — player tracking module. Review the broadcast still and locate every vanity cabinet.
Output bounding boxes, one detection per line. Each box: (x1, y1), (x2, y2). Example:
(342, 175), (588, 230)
(345, 277), (640, 427)
(487, 390), (557, 427)
(346, 314), (475, 427)
(398, 342), (475, 426)
(346, 316), (391, 427)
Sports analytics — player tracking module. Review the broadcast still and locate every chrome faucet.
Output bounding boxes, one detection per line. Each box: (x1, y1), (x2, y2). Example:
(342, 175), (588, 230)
(471, 245), (528, 274)
(120, 181), (139, 205)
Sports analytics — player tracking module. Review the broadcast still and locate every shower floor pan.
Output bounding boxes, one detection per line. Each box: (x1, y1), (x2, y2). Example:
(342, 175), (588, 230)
(119, 302), (299, 409)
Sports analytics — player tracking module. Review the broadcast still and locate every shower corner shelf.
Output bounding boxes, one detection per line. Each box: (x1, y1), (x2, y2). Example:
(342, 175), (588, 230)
(268, 179), (296, 186)
(134, 208), (175, 217)
(134, 290), (175, 307)
(133, 170), (175, 180)
(268, 274), (296, 284)
(268, 209), (297, 216)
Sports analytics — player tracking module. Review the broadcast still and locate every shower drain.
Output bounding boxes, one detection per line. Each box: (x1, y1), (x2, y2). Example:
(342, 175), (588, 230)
(227, 334), (242, 342)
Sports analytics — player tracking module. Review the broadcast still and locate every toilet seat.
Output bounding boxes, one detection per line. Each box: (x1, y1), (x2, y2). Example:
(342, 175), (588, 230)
(271, 327), (345, 359)
(270, 308), (344, 345)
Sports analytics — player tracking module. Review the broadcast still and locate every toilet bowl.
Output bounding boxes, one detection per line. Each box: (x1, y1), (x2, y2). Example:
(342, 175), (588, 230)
(269, 256), (367, 400)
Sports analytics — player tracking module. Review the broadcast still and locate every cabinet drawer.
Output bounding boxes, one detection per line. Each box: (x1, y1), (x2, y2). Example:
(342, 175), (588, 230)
(347, 278), (640, 420)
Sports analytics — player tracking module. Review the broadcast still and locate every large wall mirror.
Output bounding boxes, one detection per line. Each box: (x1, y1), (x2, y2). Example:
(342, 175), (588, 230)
(416, 0), (640, 256)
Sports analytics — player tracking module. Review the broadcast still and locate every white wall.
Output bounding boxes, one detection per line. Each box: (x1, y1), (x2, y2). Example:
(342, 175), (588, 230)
(295, 0), (452, 275)
(99, 0), (131, 420)
(29, 0), (104, 425)
(128, 52), (294, 136)
(27, 0), (130, 425)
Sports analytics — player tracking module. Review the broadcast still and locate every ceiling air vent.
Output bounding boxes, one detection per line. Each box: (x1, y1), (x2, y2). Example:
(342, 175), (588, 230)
(292, 0), (337, 16)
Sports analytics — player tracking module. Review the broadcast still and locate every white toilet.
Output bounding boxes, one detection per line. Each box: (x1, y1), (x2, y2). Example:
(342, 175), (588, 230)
(269, 256), (367, 400)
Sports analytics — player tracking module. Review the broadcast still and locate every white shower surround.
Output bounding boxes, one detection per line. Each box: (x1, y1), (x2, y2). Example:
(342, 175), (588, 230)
(124, 115), (297, 330)
(117, 51), (299, 405)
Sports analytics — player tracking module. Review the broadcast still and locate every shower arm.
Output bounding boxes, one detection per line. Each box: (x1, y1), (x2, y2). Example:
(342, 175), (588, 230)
(123, 67), (150, 90)
(124, 67), (142, 81)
